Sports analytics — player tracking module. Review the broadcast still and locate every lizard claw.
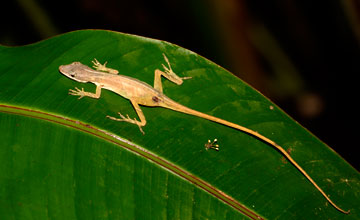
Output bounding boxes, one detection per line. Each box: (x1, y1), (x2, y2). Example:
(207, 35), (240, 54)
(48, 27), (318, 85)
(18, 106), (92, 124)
(137, 124), (145, 135)
(181, 76), (192, 80)
(116, 112), (125, 119)
(116, 112), (131, 121)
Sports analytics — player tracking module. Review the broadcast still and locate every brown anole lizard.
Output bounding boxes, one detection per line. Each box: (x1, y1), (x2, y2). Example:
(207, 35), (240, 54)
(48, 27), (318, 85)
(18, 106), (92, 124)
(59, 54), (349, 214)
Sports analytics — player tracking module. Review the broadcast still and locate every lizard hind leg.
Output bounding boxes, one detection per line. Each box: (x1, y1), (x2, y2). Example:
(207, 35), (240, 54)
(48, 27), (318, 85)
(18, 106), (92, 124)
(106, 100), (147, 134)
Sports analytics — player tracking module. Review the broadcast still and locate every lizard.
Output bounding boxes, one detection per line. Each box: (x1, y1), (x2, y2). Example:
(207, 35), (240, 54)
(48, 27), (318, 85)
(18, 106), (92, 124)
(59, 54), (349, 214)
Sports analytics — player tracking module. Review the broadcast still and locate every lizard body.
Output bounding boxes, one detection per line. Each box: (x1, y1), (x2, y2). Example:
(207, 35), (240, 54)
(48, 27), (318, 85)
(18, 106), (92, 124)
(59, 55), (349, 214)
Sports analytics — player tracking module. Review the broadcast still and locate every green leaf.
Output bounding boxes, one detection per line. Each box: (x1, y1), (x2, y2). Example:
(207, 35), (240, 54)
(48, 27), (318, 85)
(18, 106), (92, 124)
(0, 30), (359, 219)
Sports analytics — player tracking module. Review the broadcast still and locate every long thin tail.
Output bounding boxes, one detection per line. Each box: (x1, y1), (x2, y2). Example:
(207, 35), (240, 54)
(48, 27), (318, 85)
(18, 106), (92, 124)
(162, 97), (350, 214)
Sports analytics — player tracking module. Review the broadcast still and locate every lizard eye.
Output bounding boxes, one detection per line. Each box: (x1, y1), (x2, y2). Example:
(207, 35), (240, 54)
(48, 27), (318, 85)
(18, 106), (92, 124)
(70, 73), (76, 77)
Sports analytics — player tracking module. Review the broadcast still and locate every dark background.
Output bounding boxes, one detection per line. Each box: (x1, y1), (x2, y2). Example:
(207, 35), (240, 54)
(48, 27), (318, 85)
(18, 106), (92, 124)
(1, 0), (359, 170)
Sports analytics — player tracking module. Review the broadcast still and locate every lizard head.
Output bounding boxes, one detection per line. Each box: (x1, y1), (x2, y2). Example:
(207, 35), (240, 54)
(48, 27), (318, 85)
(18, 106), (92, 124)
(59, 62), (91, 83)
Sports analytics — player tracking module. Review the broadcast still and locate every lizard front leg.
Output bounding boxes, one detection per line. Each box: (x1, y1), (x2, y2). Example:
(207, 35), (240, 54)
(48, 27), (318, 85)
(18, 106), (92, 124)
(69, 85), (103, 99)
(92, 58), (119, 74)
(107, 100), (147, 134)
(154, 54), (191, 93)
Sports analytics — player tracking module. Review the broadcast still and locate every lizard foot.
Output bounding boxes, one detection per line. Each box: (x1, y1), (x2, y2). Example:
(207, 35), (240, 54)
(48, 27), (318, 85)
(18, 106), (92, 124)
(161, 53), (192, 84)
(106, 113), (145, 134)
(69, 87), (86, 99)
(92, 58), (119, 74)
